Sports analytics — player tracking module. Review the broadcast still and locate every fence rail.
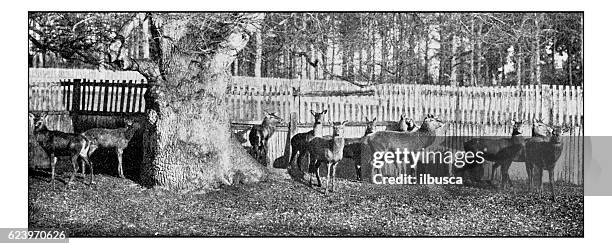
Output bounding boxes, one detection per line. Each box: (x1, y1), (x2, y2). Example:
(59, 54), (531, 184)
(228, 76), (583, 127)
(29, 79), (148, 115)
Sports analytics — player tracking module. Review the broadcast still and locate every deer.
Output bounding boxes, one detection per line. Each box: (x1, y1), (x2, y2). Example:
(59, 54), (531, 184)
(343, 117), (377, 181)
(29, 113), (93, 187)
(289, 110), (327, 172)
(406, 118), (418, 132)
(360, 114), (446, 181)
(525, 126), (564, 201)
(82, 119), (138, 178)
(387, 114), (416, 132)
(516, 119), (553, 188)
(462, 120), (525, 190)
(306, 120), (348, 194)
(398, 114), (409, 131)
(248, 112), (283, 166)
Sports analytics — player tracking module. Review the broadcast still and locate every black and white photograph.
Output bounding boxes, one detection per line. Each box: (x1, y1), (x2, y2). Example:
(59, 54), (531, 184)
(24, 11), (585, 238)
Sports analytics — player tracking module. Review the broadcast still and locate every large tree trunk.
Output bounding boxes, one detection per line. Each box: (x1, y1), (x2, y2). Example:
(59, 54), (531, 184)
(113, 13), (267, 191)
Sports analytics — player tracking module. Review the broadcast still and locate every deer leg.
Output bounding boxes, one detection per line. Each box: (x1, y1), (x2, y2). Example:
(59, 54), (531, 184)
(297, 152), (305, 173)
(117, 148), (125, 178)
(81, 158), (86, 177)
(537, 167), (544, 196)
(66, 154), (79, 188)
(526, 162), (533, 191)
(308, 158), (315, 187)
(325, 162), (332, 194)
(331, 162), (338, 192)
(490, 162), (499, 188)
(49, 153), (56, 187)
(315, 161), (322, 187)
(85, 156), (94, 185)
(304, 153), (310, 174)
(548, 169), (556, 202)
(355, 163), (361, 181)
(290, 148), (298, 169)
(500, 161), (511, 190)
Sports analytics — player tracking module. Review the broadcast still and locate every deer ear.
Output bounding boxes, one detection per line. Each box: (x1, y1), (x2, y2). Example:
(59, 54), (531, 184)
(342, 120), (348, 125)
(28, 113), (35, 120)
(365, 117), (369, 122)
(322, 110), (328, 114)
(372, 117), (377, 122)
(310, 110), (316, 116)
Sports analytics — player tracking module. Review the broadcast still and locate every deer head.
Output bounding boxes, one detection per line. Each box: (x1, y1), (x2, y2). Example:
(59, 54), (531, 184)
(532, 119), (552, 137)
(331, 120), (348, 137)
(420, 114), (444, 131)
(365, 117), (377, 135)
(310, 109), (327, 124)
(263, 112), (283, 124)
(510, 120), (524, 135)
(29, 113), (48, 131)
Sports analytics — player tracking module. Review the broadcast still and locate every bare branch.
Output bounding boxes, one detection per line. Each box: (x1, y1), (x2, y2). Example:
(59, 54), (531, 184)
(292, 50), (370, 88)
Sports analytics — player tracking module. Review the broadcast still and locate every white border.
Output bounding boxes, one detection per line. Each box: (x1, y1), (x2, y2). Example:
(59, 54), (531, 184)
(3, 1), (611, 248)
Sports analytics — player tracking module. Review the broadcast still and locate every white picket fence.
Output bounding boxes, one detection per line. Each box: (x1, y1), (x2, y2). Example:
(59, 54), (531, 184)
(227, 76), (583, 127)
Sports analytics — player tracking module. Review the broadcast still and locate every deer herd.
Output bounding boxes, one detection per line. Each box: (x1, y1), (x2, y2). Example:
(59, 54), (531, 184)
(29, 108), (568, 200)
(29, 113), (137, 188)
(246, 109), (568, 199)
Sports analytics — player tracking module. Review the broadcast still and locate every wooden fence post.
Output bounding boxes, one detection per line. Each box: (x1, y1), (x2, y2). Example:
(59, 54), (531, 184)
(71, 79), (81, 113)
(284, 112), (298, 167)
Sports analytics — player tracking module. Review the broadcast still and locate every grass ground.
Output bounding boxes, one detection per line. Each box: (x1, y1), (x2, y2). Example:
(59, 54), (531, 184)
(28, 163), (583, 237)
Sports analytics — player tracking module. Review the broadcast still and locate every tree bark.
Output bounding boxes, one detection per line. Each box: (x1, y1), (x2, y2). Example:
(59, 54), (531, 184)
(119, 13), (268, 191)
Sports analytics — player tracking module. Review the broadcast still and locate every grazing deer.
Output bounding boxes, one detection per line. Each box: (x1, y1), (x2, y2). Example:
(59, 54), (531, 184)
(463, 120), (525, 189)
(343, 117), (377, 181)
(525, 126), (564, 201)
(82, 119), (138, 178)
(249, 112), (283, 166)
(360, 114), (446, 181)
(29, 113), (93, 187)
(289, 110), (327, 171)
(307, 120), (348, 194)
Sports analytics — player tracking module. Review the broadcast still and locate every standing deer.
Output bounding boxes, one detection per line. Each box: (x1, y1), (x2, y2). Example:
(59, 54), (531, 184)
(398, 114), (409, 131)
(343, 117), (377, 181)
(360, 114), (446, 181)
(463, 120), (525, 189)
(518, 120), (553, 187)
(82, 119), (138, 178)
(525, 126), (564, 201)
(289, 110), (327, 171)
(249, 112), (283, 166)
(307, 120), (348, 194)
(29, 113), (93, 187)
